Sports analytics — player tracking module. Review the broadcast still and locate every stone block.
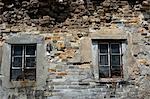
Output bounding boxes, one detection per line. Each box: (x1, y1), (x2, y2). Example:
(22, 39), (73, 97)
(56, 41), (65, 50)
(0, 46), (2, 68)
(45, 36), (52, 41)
(10, 26), (21, 32)
(56, 72), (67, 76)
(71, 42), (79, 49)
(52, 36), (61, 41)
(80, 37), (92, 63)
(138, 59), (149, 65)
(78, 64), (90, 69)
(44, 91), (52, 97)
(1, 28), (10, 33)
(48, 68), (56, 72)
(82, 16), (88, 21)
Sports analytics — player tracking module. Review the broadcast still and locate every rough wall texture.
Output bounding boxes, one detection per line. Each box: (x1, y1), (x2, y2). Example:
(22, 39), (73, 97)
(0, 0), (150, 99)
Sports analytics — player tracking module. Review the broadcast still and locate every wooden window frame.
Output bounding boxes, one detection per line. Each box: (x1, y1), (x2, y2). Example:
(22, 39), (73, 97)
(10, 44), (36, 81)
(98, 42), (123, 78)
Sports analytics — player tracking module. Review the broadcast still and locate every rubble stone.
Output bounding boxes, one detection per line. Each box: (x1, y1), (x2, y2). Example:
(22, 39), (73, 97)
(0, 0), (150, 99)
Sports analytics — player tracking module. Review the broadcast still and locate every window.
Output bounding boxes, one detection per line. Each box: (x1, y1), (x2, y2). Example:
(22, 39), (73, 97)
(99, 42), (123, 78)
(10, 44), (36, 81)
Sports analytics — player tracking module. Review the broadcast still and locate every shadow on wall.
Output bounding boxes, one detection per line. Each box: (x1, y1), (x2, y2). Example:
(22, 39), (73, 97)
(2, 0), (73, 23)
(84, 0), (149, 22)
(127, 0), (150, 22)
(1, 0), (150, 26)
(127, 0), (143, 8)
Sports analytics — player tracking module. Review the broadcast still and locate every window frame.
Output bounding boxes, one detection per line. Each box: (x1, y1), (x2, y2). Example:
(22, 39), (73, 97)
(98, 41), (123, 79)
(10, 44), (37, 81)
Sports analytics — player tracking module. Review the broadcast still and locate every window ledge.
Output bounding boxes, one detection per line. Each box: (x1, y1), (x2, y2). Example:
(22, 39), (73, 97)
(10, 80), (36, 87)
(95, 78), (124, 83)
(11, 80), (36, 82)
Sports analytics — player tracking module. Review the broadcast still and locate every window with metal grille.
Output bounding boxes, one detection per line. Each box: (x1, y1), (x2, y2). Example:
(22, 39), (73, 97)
(10, 44), (36, 81)
(99, 42), (123, 78)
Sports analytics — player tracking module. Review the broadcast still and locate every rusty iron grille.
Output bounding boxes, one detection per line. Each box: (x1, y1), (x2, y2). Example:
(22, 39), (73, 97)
(10, 44), (36, 81)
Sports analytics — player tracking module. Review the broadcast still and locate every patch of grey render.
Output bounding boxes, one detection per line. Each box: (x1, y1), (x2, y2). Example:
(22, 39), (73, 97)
(121, 40), (129, 80)
(1, 34), (47, 95)
(5, 34), (43, 44)
(0, 46), (2, 73)
(91, 39), (129, 81)
(91, 40), (99, 80)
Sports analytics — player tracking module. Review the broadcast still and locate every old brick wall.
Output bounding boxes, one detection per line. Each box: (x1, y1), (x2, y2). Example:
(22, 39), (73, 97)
(0, 0), (150, 99)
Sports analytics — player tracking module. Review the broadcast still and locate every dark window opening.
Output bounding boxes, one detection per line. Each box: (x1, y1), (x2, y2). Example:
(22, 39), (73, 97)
(99, 42), (123, 78)
(10, 44), (36, 81)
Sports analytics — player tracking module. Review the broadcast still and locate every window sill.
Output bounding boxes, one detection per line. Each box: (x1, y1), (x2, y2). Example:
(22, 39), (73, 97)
(10, 80), (36, 87)
(11, 80), (36, 82)
(95, 78), (124, 83)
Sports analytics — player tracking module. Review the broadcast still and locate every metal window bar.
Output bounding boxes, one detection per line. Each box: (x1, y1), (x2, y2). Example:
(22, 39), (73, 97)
(25, 45), (36, 69)
(98, 43), (110, 78)
(99, 42), (123, 78)
(110, 43), (122, 78)
(11, 44), (36, 81)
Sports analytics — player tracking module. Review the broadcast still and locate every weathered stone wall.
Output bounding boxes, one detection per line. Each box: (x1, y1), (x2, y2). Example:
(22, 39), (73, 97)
(0, 0), (150, 99)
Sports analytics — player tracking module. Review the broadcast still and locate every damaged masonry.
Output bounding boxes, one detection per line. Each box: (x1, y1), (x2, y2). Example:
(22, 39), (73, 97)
(0, 0), (150, 99)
